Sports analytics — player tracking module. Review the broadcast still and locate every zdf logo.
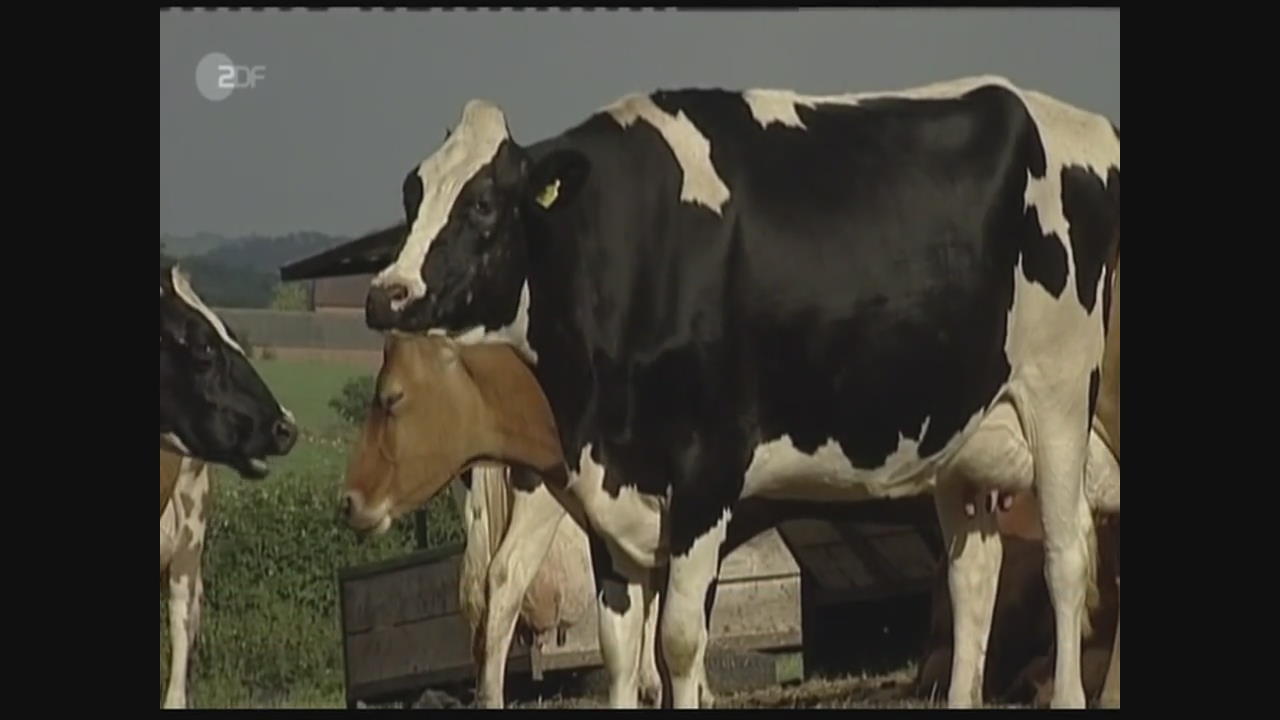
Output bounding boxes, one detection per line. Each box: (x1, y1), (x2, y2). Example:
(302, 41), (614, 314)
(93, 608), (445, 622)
(196, 52), (266, 102)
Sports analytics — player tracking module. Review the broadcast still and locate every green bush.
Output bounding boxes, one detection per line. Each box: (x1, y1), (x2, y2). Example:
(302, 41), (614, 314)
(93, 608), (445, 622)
(329, 375), (376, 427)
(161, 461), (465, 707)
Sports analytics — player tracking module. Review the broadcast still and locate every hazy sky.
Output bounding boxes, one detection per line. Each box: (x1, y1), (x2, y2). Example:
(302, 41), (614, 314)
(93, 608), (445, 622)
(159, 8), (1119, 238)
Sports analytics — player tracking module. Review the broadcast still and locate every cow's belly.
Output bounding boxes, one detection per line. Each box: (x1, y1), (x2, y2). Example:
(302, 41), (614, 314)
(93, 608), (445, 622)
(743, 408), (990, 502)
(741, 434), (936, 501)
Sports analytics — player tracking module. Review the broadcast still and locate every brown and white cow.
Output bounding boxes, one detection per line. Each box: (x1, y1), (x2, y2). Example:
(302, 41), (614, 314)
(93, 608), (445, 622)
(159, 449), (212, 709)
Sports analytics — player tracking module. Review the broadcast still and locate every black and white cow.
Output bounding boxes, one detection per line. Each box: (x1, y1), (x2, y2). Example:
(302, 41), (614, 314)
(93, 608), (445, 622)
(160, 262), (298, 478)
(327, 75), (1119, 708)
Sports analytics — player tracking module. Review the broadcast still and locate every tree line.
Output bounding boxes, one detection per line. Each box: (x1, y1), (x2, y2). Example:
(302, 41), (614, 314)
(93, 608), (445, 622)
(160, 232), (346, 310)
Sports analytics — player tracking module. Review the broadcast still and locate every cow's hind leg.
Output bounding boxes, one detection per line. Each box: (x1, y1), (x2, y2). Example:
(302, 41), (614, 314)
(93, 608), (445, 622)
(934, 471), (1003, 708)
(936, 401), (1038, 707)
(1098, 583), (1120, 707)
(476, 481), (564, 708)
(1013, 374), (1095, 709)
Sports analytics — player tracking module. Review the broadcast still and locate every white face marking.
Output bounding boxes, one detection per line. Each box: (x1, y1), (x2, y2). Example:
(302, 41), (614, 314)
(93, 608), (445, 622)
(373, 99), (511, 309)
(169, 265), (246, 357)
(603, 93), (731, 215)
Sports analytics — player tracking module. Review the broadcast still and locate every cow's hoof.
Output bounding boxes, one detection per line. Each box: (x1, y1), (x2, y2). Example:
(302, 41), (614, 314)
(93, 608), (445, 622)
(700, 684), (717, 709)
(1048, 688), (1088, 709)
(639, 682), (663, 707)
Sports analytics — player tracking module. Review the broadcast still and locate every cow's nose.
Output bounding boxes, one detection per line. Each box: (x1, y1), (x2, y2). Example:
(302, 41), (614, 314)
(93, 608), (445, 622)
(366, 283), (407, 330)
(272, 417), (298, 454)
(338, 494), (354, 523)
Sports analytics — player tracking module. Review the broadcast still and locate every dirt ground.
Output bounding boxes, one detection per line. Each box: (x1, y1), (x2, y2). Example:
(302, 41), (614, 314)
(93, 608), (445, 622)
(509, 666), (963, 709)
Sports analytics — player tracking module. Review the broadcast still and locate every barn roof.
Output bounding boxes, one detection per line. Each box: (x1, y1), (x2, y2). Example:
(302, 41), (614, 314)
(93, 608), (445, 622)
(278, 223), (405, 281)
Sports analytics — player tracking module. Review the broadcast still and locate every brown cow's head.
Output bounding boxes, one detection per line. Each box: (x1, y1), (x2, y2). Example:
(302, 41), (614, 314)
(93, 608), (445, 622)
(339, 333), (563, 537)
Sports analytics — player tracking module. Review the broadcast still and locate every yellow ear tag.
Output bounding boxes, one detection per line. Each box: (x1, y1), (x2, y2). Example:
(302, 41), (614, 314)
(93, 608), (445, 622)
(535, 179), (561, 209)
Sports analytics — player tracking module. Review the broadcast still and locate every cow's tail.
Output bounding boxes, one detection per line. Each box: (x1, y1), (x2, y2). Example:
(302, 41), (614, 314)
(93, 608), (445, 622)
(1110, 122), (1121, 262)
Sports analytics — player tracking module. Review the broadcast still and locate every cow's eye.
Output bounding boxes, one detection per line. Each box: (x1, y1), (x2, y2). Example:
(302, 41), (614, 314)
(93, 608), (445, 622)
(473, 198), (494, 216)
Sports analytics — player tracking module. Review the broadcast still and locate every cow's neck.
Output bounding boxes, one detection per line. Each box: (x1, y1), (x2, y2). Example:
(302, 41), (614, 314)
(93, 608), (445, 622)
(520, 144), (614, 476)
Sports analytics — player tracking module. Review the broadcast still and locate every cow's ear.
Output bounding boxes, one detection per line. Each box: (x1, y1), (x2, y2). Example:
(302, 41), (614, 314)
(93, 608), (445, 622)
(527, 149), (590, 214)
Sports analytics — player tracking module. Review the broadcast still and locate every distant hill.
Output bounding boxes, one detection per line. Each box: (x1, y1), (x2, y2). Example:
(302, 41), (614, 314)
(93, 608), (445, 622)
(201, 232), (348, 275)
(160, 232), (350, 309)
(160, 232), (236, 259)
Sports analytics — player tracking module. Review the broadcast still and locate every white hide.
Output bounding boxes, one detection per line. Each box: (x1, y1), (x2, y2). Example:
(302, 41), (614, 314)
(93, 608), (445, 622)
(160, 458), (210, 709)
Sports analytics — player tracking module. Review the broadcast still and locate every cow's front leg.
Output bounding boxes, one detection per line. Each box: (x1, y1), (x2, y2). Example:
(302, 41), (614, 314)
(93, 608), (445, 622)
(590, 531), (653, 708)
(637, 578), (663, 707)
(477, 480), (565, 709)
(662, 506), (729, 709)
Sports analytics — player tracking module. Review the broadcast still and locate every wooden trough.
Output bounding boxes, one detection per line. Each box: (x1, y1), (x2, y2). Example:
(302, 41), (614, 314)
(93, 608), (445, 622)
(338, 493), (945, 708)
(338, 524), (805, 708)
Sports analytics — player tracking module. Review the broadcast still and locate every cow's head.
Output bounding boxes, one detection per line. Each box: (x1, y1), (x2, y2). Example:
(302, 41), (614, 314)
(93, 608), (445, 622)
(364, 100), (589, 355)
(340, 333), (562, 537)
(160, 263), (298, 478)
